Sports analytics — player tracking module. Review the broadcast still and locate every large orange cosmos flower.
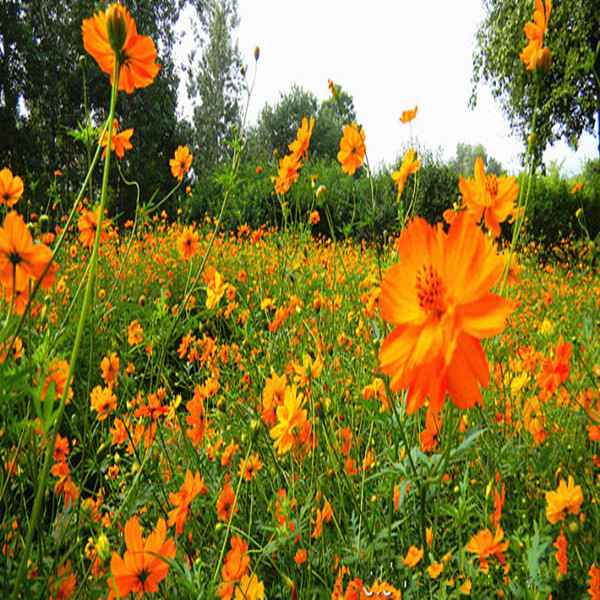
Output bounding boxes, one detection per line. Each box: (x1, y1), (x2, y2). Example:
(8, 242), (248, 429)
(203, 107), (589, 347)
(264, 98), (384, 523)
(109, 516), (176, 598)
(82, 3), (160, 94)
(337, 123), (366, 176)
(77, 206), (112, 249)
(0, 167), (24, 207)
(0, 211), (55, 294)
(458, 157), (519, 238)
(378, 213), (512, 415)
(466, 526), (509, 573)
(520, 0), (552, 71)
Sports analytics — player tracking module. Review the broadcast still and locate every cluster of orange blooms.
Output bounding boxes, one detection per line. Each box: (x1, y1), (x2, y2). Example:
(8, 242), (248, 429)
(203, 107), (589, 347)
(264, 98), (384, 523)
(273, 117), (314, 194)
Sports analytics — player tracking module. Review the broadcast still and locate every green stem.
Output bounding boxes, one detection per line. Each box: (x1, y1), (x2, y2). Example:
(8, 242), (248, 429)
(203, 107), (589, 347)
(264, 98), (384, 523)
(11, 58), (120, 599)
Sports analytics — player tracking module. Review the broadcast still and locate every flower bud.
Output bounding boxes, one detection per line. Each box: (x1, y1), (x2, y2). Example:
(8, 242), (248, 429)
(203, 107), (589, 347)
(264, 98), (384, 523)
(96, 533), (111, 563)
(315, 185), (326, 205)
(254, 46), (260, 61)
(535, 47), (551, 75)
(106, 4), (128, 55)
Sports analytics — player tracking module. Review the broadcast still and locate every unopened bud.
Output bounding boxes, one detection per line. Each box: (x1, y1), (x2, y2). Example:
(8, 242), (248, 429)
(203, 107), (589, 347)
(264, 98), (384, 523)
(535, 47), (551, 75)
(575, 208), (584, 220)
(106, 4), (128, 55)
(254, 46), (260, 61)
(96, 534), (111, 563)
(315, 185), (326, 205)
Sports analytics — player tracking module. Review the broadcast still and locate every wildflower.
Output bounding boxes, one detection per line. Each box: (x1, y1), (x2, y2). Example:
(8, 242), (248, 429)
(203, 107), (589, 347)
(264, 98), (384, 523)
(289, 117), (315, 160)
(269, 386), (307, 455)
(0, 211), (55, 294)
(537, 335), (571, 399)
(90, 385), (117, 421)
(108, 516), (175, 598)
(428, 561), (444, 579)
(82, 3), (160, 93)
(399, 105), (418, 123)
(239, 453), (263, 481)
(216, 479), (237, 522)
(308, 210), (320, 225)
(274, 153), (302, 195)
(170, 145), (193, 180)
(54, 433), (70, 463)
(51, 460), (79, 507)
(177, 225), (199, 260)
(0, 167), (24, 207)
(402, 545), (424, 568)
(217, 536), (250, 599)
(589, 564), (600, 600)
(545, 476), (583, 524)
(378, 213), (512, 415)
(234, 573), (265, 600)
(168, 469), (207, 535)
(100, 352), (119, 386)
(553, 530), (568, 575)
(49, 560), (76, 599)
(391, 148), (422, 201)
(421, 408), (442, 452)
(519, 0), (552, 71)
(466, 526), (509, 573)
(221, 440), (239, 468)
(337, 123), (366, 175)
(77, 206), (111, 249)
(99, 119), (133, 159)
(42, 359), (73, 404)
(571, 181), (582, 195)
(294, 549), (307, 565)
(127, 319), (144, 346)
(458, 157), (519, 237)
(186, 385), (209, 447)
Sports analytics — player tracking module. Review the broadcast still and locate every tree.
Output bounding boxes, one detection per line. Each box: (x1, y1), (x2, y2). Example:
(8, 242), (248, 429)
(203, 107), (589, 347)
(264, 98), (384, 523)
(246, 84), (357, 164)
(450, 143), (504, 177)
(0, 0), (188, 216)
(188, 0), (243, 177)
(472, 0), (600, 165)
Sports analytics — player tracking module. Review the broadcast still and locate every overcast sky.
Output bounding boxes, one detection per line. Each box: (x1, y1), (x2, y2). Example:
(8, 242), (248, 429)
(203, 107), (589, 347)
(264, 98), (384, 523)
(174, 0), (597, 176)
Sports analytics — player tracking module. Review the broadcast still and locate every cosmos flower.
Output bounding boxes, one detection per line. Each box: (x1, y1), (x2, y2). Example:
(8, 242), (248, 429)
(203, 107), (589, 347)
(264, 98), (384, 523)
(337, 123), (366, 176)
(378, 213), (512, 415)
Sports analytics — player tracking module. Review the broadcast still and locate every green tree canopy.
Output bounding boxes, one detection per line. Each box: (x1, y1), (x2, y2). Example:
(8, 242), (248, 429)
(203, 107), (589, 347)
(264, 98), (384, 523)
(450, 142), (504, 177)
(188, 0), (243, 178)
(472, 0), (600, 166)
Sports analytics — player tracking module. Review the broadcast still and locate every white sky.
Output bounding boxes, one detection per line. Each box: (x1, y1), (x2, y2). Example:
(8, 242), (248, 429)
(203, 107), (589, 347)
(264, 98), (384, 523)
(174, 0), (598, 176)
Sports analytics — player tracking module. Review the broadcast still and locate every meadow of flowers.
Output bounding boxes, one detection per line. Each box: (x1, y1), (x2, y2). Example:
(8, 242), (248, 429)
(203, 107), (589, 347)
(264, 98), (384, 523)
(1, 1), (600, 598)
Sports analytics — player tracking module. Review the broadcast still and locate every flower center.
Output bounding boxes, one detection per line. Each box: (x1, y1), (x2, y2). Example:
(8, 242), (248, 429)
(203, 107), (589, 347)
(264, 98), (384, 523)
(416, 264), (447, 318)
(485, 174), (499, 198)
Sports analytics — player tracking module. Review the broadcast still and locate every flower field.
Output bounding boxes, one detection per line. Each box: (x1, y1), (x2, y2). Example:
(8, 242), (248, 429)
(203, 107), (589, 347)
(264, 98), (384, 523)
(2, 1), (600, 599)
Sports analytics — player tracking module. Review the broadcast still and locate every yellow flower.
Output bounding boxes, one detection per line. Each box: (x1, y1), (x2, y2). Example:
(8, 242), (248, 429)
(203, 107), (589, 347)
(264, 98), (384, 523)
(546, 476), (583, 524)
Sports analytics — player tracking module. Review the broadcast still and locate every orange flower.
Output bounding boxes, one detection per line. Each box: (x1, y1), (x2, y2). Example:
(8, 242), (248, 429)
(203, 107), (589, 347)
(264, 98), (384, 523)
(99, 119), (133, 158)
(553, 530), (568, 575)
(399, 105), (418, 124)
(421, 408), (442, 452)
(234, 574), (265, 600)
(49, 560), (76, 600)
(216, 479), (237, 522)
(168, 469), (207, 535)
(239, 453), (263, 481)
(308, 210), (320, 225)
(170, 145), (193, 180)
(378, 213), (513, 415)
(51, 460), (79, 507)
(77, 206), (111, 249)
(0, 211), (55, 294)
(589, 564), (600, 600)
(90, 385), (117, 421)
(186, 385), (209, 447)
(402, 545), (424, 568)
(428, 561), (444, 579)
(458, 157), (519, 238)
(217, 536), (250, 599)
(53, 433), (70, 463)
(391, 148), (422, 200)
(466, 526), (509, 573)
(109, 516), (175, 598)
(42, 358), (73, 404)
(127, 319), (144, 346)
(100, 352), (120, 386)
(571, 181), (583, 195)
(337, 123), (366, 175)
(269, 386), (307, 455)
(82, 3), (160, 94)
(288, 116), (315, 160)
(537, 335), (571, 399)
(294, 549), (307, 565)
(177, 225), (199, 260)
(519, 0), (552, 71)
(0, 167), (24, 207)
(545, 476), (583, 524)
(274, 153), (302, 195)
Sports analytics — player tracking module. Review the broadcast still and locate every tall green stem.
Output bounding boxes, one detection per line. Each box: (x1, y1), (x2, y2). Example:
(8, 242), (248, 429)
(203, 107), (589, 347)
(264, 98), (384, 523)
(11, 59), (120, 599)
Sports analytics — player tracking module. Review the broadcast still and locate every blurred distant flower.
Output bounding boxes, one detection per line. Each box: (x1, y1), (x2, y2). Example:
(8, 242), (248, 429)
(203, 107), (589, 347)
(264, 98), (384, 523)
(399, 105), (418, 124)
